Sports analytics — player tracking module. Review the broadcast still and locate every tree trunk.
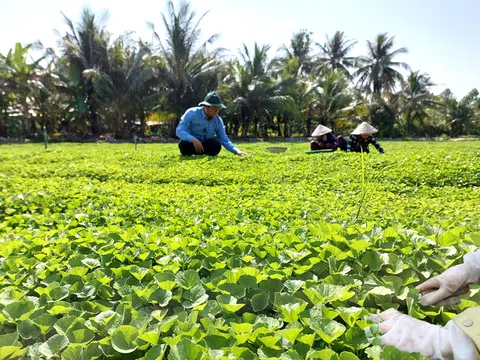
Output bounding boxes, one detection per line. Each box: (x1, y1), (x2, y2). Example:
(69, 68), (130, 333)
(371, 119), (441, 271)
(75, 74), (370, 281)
(0, 108), (8, 138)
(284, 114), (290, 137)
(169, 117), (180, 138)
(138, 109), (146, 136)
(242, 117), (250, 137)
(232, 115), (240, 138)
(305, 115), (312, 137)
(86, 80), (100, 136)
(21, 98), (30, 140)
(405, 109), (412, 136)
(115, 110), (124, 139)
(329, 117), (336, 133)
(253, 117), (258, 138)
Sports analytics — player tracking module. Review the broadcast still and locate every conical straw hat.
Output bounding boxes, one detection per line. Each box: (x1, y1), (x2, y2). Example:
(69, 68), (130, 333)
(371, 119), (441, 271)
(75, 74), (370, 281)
(351, 122), (378, 135)
(311, 124), (332, 137)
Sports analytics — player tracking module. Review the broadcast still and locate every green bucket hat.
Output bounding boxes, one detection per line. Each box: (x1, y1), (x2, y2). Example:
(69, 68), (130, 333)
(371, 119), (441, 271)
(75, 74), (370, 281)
(198, 91), (226, 109)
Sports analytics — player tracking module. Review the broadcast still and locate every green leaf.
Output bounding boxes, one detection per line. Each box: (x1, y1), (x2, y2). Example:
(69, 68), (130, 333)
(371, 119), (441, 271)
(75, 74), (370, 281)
(258, 334), (282, 349)
(0, 333), (21, 347)
(361, 251), (383, 271)
(368, 286), (394, 296)
(3, 300), (35, 321)
(154, 272), (176, 290)
(343, 327), (368, 352)
(70, 283), (95, 299)
(273, 293), (308, 322)
(17, 320), (41, 340)
(437, 231), (459, 247)
(278, 322), (303, 344)
(176, 270), (201, 290)
(32, 314), (57, 335)
(168, 338), (203, 360)
(203, 335), (230, 349)
(303, 283), (354, 304)
(48, 305), (73, 315)
(49, 285), (71, 301)
(139, 330), (161, 345)
(111, 325), (139, 354)
(38, 334), (69, 358)
(280, 350), (301, 360)
(339, 352), (360, 360)
(81, 258), (101, 269)
(284, 280), (305, 294)
(146, 344), (167, 360)
(218, 283), (246, 299)
(130, 266), (150, 281)
(337, 307), (363, 327)
(200, 300), (222, 318)
(149, 288), (173, 307)
(380, 346), (425, 359)
(259, 279), (284, 293)
(309, 316), (346, 344)
(231, 322), (254, 334)
(0, 346), (27, 360)
(54, 316), (83, 335)
(386, 254), (405, 275)
(61, 344), (84, 360)
(238, 275), (258, 289)
(251, 292), (270, 312)
(67, 329), (95, 345)
(307, 349), (339, 359)
(217, 295), (245, 313)
(182, 284), (209, 308)
(296, 333), (315, 347)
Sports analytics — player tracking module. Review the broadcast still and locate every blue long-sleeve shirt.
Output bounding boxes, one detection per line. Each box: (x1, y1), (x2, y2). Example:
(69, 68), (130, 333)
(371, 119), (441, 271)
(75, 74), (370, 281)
(176, 107), (238, 154)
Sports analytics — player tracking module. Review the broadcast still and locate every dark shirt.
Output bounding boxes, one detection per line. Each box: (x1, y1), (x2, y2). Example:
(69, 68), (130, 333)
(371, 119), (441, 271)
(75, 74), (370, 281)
(313, 132), (338, 150)
(347, 134), (384, 153)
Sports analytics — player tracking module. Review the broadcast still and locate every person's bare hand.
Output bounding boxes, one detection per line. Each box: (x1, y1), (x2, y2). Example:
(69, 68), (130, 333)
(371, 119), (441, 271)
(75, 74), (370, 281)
(191, 138), (204, 154)
(236, 150), (247, 156)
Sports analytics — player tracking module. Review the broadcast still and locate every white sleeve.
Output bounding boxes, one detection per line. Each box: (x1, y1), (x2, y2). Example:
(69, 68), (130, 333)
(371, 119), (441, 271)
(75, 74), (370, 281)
(444, 320), (478, 360)
(463, 250), (480, 283)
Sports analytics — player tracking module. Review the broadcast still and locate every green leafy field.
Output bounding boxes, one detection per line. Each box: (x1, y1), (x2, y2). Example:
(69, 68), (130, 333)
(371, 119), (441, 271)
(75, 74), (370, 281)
(1, 142), (480, 360)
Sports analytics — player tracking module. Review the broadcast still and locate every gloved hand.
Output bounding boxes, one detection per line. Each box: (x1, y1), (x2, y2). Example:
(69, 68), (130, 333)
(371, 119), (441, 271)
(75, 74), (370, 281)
(365, 309), (476, 360)
(417, 251), (480, 306)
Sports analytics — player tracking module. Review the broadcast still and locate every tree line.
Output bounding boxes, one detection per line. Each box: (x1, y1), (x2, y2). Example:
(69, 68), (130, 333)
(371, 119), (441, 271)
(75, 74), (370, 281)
(1, 1), (479, 141)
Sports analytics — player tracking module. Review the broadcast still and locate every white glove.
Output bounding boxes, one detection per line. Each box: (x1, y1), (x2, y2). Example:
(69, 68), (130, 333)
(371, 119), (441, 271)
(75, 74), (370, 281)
(417, 251), (480, 306)
(366, 309), (477, 360)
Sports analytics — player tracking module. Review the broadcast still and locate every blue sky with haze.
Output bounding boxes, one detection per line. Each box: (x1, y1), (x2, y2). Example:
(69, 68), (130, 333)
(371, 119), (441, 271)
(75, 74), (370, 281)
(1, 0), (478, 98)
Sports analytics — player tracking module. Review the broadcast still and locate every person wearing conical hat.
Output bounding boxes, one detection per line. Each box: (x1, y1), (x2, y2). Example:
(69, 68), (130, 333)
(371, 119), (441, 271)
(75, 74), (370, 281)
(337, 122), (384, 154)
(310, 124), (338, 151)
(176, 91), (247, 156)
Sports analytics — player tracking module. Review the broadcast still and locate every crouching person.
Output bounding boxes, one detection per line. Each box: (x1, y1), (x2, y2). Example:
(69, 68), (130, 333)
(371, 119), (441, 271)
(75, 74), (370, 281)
(176, 91), (247, 157)
(337, 122), (384, 154)
(310, 124), (338, 151)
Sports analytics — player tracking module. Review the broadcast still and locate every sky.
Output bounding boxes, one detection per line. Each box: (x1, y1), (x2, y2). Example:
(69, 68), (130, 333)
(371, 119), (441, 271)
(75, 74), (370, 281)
(1, 0), (479, 98)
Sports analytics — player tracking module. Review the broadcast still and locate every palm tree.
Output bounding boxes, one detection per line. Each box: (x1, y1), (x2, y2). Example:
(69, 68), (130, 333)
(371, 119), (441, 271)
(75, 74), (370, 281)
(277, 30), (313, 75)
(316, 31), (358, 77)
(310, 70), (352, 131)
(225, 43), (295, 137)
(354, 33), (409, 95)
(0, 43), (45, 138)
(441, 89), (479, 136)
(0, 60), (13, 137)
(148, 0), (223, 136)
(84, 41), (158, 138)
(59, 8), (111, 135)
(398, 71), (438, 135)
